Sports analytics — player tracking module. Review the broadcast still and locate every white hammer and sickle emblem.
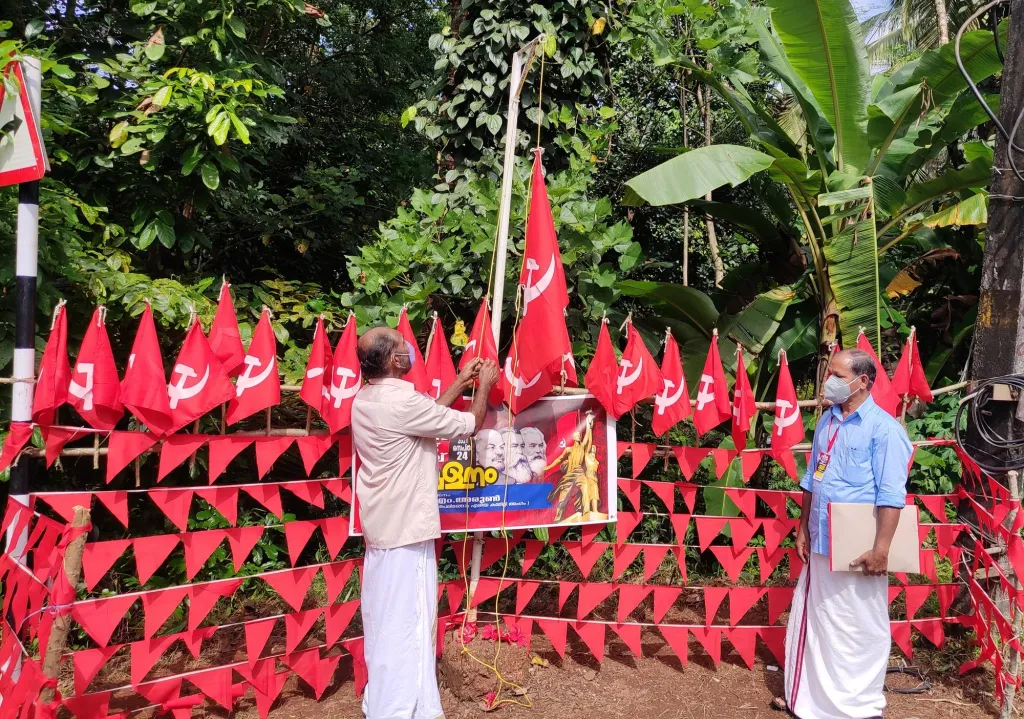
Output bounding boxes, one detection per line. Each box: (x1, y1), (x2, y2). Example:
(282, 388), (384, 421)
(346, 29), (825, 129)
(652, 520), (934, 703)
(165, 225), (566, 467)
(775, 399), (800, 435)
(235, 354), (276, 397)
(655, 378), (685, 415)
(69, 363), (95, 411)
(168, 363), (210, 409)
(465, 339), (478, 356)
(503, 357), (540, 397)
(329, 366), (360, 408)
(616, 357), (643, 394)
(522, 254), (556, 316)
(695, 373), (715, 411)
(431, 378), (442, 399)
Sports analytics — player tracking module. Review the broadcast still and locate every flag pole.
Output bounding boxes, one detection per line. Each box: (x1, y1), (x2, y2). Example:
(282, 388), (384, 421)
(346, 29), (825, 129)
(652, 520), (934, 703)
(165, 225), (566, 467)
(467, 35), (545, 623)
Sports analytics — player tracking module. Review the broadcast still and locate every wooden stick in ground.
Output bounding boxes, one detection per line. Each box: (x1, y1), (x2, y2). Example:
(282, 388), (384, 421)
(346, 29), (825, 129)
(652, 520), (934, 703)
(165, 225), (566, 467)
(39, 505), (91, 703)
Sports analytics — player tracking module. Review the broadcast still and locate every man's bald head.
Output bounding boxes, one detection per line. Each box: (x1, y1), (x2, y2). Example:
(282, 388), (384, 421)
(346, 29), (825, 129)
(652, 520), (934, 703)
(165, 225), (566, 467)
(358, 326), (405, 380)
(830, 348), (877, 389)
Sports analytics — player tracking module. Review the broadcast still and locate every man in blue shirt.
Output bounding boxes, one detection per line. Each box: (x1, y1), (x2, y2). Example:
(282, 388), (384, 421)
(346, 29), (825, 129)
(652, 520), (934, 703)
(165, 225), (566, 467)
(780, 349), (913, 719)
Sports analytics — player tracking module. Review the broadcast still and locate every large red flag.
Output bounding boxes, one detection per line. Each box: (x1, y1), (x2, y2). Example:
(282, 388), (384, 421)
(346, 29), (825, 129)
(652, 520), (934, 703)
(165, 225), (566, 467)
(167, 321), (236, 431)
(584, 319), (619, 418)
(396, 307), (429, 394)
(33, 302), (72, 426)
(68, 307), (124, 430)
(771, 350), (805, 454)
(890, 327), (933, 407)
(513, 153), (571, 381)
(323, 315), (360, 435)
(692, 331), (730, 436)
(460, 299), (502, 405)
(855, 331), (898, 415)
(300, 316), (332, 414)
(500, 343), (555, 415)
(615, 322), (663, 419)
(424, 315), (457, 400)
(652, 329), (691, 436)
(227, 309), (280, 425)
(731, 348), (757, 449)
(208, 281), (245, 376)
(121, 304), (173, 434)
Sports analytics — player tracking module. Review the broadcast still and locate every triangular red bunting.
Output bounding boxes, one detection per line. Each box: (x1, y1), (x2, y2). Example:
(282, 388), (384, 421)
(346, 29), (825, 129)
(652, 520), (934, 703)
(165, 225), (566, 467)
(703, 587), (728, 626)
(337, 435), (354, 477)
(297, 435), (334, 476)
(187, 665), (234, 709)
(263, 566), (317, 611)
(0, 422), (33, 474)
(157, 434), (208, 482)
(255, 436), (295, 479)
(758, 626), (786, 666)
(515, 580), (541, 615)
(557, 581), (577, 612)
(131, 634), (177, 686)
(470, 577), (504, 608)
(141, 586), (189, 638)
(245, 617), (276, 667)
(762, 518), (794, 555)
(281, 480), (325, 509)
(325, 600), (359, 647)
(617, 441), (630, 461)
(522, 539), (543, 575)
(669, 514), (691, 547)
(936, 584), (957, 617)
(760, 491), (790, 520)
(580, 523), (603, 547)
(890, 620), (913, 659)
(676, 483), (698, 513)
(323, 560), (356, 604)
(888, 586), (904, 606)
(534, 618), (568, 658)
(612, 545), (642, 580)
(711, 546), (754, 582)
(729, 587), (764, 626)
(319, 516), (350, 560)
(182, 530), (226, 580)
(643, 545), (670, 582)
(241, 484), (283, 519)
(913, 618), (946, 648)
(730, 516), (762, 549)
(226, 526), (264, 572)
(206, 437), (252, 483)
(72, 594), (137, 646)
(64, 690), (111, 719)
(935, 524), (963, 558)
(672, 446), (710, 479)
(632, 443), (656, 478)
(95, 491), (129, 528)
(767, 587), (794, 625)
(82, 539), (130, 591)
(39, 492), (93, 523)
(609, 622), (642, 657)
(284, 520), (319, 566)
(711, 449), (736, 478)
(149, 489), (194, 532)
(657, 625), (688, 666)
(615, 509), (642, 545)
(739, 451), (762, 482)
(577, 582), (617, 619)
(643, 480), (675, 512)
(724, 488), (756, 519)
(563, 541), (608, 579)
(572, 621), (606, 663)
(727, 627), (757, 669)
(917, 494), (947, 522)
(188, 578), (242, 631)
(193, 486), (239, 526)
(546, 525), (567, 544)
(619, 479), (641, 511)
(617, 584), (651, 622)
(443, 581), (465, 615)
(286, 607), (324, 653)
(44, 427), (84, 468)
(695, 516), (729, 551)
(903, 585), (933, 620)
(343, 637), (368, 697)
(284, 647), (333, 699)
(772, 450), (798, 479)
(135, 676), (183, 708)
(74, 645), (121, 694)
(106, 431), (159, 482)
(691, 626), (722, 665)
(652, 586), (682, 624)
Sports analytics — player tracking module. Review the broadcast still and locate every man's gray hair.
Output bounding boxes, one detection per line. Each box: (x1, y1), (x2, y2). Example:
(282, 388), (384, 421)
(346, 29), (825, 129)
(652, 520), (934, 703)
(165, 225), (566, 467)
(357, 331), (398, 380)
(846, 348), (877, 389)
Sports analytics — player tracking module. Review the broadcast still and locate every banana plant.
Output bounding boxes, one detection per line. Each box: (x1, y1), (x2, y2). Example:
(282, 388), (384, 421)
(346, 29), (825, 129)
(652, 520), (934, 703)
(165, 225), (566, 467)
(624, 0), (1001, 358)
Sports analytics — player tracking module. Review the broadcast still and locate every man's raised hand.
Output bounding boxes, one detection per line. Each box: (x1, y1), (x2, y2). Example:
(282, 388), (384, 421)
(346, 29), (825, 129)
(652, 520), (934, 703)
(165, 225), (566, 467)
(477, 360), (500, 390)
(457, 357), (484, 385)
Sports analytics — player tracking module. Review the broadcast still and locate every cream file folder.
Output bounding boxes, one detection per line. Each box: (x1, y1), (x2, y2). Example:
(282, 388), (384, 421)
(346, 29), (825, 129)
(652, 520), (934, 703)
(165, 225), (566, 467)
(828, 503), (920, 573)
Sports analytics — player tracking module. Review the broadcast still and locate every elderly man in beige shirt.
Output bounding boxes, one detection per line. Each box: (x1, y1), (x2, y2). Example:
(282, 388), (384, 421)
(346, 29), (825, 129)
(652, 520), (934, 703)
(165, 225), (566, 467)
(352, 325), (499, 719)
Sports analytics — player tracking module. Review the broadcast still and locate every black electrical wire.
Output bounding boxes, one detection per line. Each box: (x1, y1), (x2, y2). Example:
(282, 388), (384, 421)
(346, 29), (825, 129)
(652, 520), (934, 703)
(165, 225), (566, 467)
(990, 4), (1005, 64)
(885, 666), (932, 694)
(955, 374), (1024, 472)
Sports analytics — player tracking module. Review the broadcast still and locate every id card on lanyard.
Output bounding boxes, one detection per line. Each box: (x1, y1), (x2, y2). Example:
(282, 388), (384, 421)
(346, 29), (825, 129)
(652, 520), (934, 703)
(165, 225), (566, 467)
(813, 416), (841, 482)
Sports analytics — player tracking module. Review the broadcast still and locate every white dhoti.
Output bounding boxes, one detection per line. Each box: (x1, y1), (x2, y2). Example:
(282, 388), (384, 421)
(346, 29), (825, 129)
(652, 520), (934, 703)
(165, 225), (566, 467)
(361, 539), (443, 719)
(784, 552), (890, 719)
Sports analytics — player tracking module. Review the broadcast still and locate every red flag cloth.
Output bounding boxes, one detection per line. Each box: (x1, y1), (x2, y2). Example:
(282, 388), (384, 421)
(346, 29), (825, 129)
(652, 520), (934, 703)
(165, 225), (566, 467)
(188, 666), (234, 710)
(395, 307), (429, 393)
(499, 343), (557, 414)
(300, 317), (332, 413)
(771, 350), (805, 460)
(33, 303), (72, 426)
(263, 566), (316, 611)
(157, 434), (207, 482)
(323, 315), (361, 435)
(614, 322), (663, 418)
(460, 300), (503, 405)
(71, 595), (137, 646)
(890, 327), (933, 405)
(245, 618), (276, 667)
(167, 322), (235, 431)
(121, 304), (173, 434)
(149, 488), (194, 532)
(692, 331), (730, 435)
(68, 307), (124, 429)
(226, 526), (264, 571)
(227, 309), (280, 425)
(0, 422), (33, 473)
(206, 436), (252, 484)
(133, 534), (179, 585)
(424, 315), (457, 400)
(585, 319), (619, 417)
(208, 281), (245, 376)
(652, 330), (691, 436)
(513, 153), (572, 382)
(82, 539), (130, 591)
(296, 435), (333, 476)
(106, 431), (159, 483)
(73, 646), (120, 695)
(856, 330), (899, 415)
(731, 348), (757, 450)
(182, 530), (227, 580)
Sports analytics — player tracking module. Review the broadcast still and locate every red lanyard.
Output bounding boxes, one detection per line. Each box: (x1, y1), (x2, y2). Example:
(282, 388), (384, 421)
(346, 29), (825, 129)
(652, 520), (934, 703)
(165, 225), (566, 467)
(825, 416), (842, 454)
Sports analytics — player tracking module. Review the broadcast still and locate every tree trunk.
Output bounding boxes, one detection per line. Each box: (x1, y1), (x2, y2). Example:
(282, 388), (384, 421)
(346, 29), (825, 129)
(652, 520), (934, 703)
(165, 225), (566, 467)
(696, 84), (725, 287)
(934, 0), (950, 45)
(679, 69), (690, 286)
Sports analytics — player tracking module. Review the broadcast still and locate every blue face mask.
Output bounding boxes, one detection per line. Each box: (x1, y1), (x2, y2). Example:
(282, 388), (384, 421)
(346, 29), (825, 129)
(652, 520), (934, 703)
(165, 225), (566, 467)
(405, 340), (417, 367)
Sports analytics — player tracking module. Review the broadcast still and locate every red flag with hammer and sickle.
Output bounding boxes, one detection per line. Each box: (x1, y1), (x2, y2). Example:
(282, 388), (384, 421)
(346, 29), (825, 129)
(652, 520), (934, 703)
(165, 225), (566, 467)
(584, 319), (619, 418)
(614, 322), (663, 419)
(208, 281), (245, 376)
(771, 350), (805, 455)
(890, 327), (933, 407)
(460, 299), (502, 405)
(167, 321), (236, 431)
(425, 315), (457, 401)
(227, 309), (280, 425)
(692, 331), (730, 436)
(68, 307), (124, 430)
(500, 342), (555, 415)
(323, 314), (361, 435)
(396, 307), (430, 394)
(512, 153), (571, 381)
(652, 329), (691, 436)
(731, 348), (757, 449)
(855, 330), (899, 415)
(121, 304), (173, 434)
(33, 302), (72, 427)
(300, 316), (333, 414)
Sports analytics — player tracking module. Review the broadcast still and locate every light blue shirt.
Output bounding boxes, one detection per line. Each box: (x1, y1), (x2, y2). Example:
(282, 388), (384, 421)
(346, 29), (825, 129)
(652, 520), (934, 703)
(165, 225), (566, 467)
(800, 394), (912, 556)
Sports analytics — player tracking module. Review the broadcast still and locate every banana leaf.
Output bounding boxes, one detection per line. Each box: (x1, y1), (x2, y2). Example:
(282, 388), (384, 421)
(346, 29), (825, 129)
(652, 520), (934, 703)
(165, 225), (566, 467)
(921, 192), (988, 228)
(896, 26), (1006, 105)
(617, 281), (720, 336)
(903, 157), (992, 212)
(623, 145), (776, 207)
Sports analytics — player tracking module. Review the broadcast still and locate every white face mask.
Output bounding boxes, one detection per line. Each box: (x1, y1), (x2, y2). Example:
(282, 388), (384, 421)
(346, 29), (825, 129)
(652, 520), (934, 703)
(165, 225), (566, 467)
(823, 374), (861, 404)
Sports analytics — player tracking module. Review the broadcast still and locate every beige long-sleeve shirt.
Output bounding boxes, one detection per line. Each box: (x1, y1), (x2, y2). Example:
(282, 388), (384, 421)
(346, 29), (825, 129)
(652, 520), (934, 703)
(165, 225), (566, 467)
(351, 377), (477, 549)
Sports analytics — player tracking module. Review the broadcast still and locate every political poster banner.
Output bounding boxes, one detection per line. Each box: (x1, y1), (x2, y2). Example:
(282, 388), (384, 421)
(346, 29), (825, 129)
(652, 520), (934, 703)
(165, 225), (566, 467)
(350, 394), (617, 534)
